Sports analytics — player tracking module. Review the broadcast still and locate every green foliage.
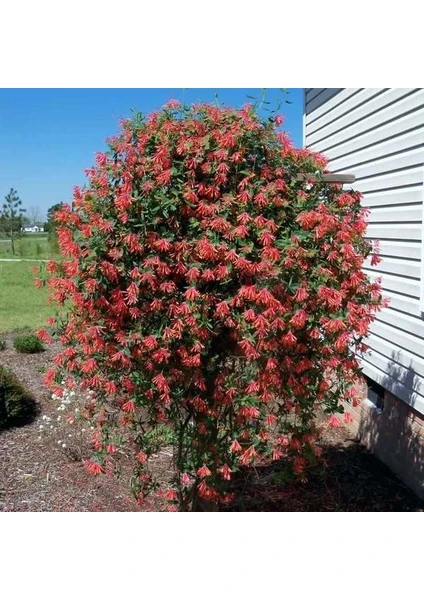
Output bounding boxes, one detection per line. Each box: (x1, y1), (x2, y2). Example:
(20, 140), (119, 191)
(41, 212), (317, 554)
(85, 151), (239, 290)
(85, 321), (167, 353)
(0, 336), (6, 351)
(144, 424), (176, 453)
(13, 333), (45, 354)
(0, 365), (38, 428)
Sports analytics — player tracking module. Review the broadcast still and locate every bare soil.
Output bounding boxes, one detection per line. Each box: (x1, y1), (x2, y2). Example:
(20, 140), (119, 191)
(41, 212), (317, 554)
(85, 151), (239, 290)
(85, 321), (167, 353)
(1, 336), (423, 512)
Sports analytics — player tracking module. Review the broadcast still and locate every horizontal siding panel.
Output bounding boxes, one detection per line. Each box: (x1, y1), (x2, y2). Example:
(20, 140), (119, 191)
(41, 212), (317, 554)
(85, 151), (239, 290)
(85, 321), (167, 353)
(365, 270), (421, 297)
(313, 109), (424, 160)
(305, 88), (326, 102)
(377, 241), (422, 260)
(364, 256), (421, 279)
(307, 88), (417, 146)
(366, 333), (424, 379)
(367, 203), (422, 223)
(354, 166), (424, 193)
(361, 186), (424, 208)
(346, 147), (424, 181)
(360, 360), (424, 414)
(305, 88), (359, 124)
(362, 349), (423, 396)
(370, 320), (424, 358)
(381, 290), (422, 315)
(365, 223), (422, 241)
(328, 127), (424, 172)
(305, 89), (342, 115)
(308, 89), (424, 152)
(377, 307), (424, 339)
(306, 88), (385, 136)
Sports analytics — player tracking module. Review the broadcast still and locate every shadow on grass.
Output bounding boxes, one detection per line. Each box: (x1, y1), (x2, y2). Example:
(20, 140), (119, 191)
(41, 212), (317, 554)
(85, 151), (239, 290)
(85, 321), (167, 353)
(221, 441), (424, 512)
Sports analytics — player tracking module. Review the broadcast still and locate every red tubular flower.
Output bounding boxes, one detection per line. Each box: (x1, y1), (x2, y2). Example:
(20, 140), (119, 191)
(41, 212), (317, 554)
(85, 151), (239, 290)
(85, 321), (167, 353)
(281, 331), (297, 348)
(240, 445), (258, 465)
(229, 440), (242, 453)
(219, 464), (232, 481)
(328, 415), (342, 428)
(180, 473), (190, 486)
(184, 287), (201, 301)
(197, 465), (212, 478)
(37, 330), (53, 344)
(85, 461), (104, 476)
(290, 310), (309, 329)
(137, 452), (148, 463)
(344, 412), (354, 424)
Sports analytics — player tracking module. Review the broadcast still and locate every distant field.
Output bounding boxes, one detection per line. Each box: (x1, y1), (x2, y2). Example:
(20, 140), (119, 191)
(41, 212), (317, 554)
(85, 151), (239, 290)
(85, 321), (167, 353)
(0, 235), (60, 260)
(0, 261), (57, 332)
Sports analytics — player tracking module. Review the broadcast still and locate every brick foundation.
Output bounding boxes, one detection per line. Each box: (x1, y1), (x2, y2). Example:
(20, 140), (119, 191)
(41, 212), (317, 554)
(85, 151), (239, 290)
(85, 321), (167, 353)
(343, 378), (424, 500)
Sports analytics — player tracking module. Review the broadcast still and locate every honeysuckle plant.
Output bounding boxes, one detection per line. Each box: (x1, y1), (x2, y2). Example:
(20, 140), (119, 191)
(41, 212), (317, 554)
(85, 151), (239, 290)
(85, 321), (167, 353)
(37, 99), (384, 510)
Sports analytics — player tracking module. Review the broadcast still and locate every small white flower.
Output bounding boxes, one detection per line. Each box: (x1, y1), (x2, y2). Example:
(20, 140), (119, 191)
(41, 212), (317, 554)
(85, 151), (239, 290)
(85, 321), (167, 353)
(50, 425), (54, 429)
(58, 440), (62, 444)
(68, 434), (72, 438)
(81, 428), (86, 433)
(90, 426), (94, 430)
(62, 443), (66, 449)
(39, 425), (44, 430)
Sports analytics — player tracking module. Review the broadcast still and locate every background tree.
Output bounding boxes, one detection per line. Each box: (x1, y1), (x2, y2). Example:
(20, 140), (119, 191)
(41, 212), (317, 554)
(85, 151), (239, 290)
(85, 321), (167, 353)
(27, 206), (43, 228)
(1, 188), (26, 255)
(44, 202), (64, 233)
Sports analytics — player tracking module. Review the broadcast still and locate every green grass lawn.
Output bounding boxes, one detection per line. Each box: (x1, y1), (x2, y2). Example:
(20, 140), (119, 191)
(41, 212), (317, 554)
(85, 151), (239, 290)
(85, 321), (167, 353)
(0, 235), (60, 260)
(0, 261), (56, 332)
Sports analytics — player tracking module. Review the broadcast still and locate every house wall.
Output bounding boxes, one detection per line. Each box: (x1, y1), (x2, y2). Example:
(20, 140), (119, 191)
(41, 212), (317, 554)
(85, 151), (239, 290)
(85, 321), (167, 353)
(304, 88), (424, 497)
(304, 88), (424, 413)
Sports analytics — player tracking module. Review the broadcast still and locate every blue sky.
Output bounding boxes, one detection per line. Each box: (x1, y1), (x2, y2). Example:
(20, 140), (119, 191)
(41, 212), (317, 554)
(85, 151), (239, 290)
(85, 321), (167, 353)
(0, 88), (303, 220)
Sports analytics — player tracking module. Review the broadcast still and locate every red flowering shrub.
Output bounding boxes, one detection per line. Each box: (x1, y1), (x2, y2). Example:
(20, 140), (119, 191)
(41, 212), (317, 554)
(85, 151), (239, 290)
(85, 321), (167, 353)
(38, 101), (384, 510)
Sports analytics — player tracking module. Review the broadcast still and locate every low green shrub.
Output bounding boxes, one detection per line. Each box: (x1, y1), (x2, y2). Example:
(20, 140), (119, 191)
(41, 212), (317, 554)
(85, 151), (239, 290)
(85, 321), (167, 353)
(0, 365), (38, 428)
(0, 337), (6, 351)
(13, 333), (44, 354)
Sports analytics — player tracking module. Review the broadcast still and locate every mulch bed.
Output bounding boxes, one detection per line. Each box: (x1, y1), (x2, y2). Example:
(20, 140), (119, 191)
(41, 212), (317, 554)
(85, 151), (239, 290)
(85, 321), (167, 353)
(1, 335), (423, 512)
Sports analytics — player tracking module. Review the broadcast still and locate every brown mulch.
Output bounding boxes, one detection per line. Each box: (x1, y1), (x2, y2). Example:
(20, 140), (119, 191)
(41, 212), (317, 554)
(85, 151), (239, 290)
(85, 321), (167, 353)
(1, 334), (423, 512)
(0, 336), (168, 512)
(223, 426), (424, 512)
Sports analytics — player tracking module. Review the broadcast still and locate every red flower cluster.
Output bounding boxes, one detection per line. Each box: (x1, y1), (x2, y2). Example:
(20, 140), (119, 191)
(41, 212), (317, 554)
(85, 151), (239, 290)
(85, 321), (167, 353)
(40, 101), (383, 510)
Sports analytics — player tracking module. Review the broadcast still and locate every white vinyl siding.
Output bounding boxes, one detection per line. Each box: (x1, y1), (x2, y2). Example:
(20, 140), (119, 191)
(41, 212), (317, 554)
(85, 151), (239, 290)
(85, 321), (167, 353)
(304, 88), (424, 415)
